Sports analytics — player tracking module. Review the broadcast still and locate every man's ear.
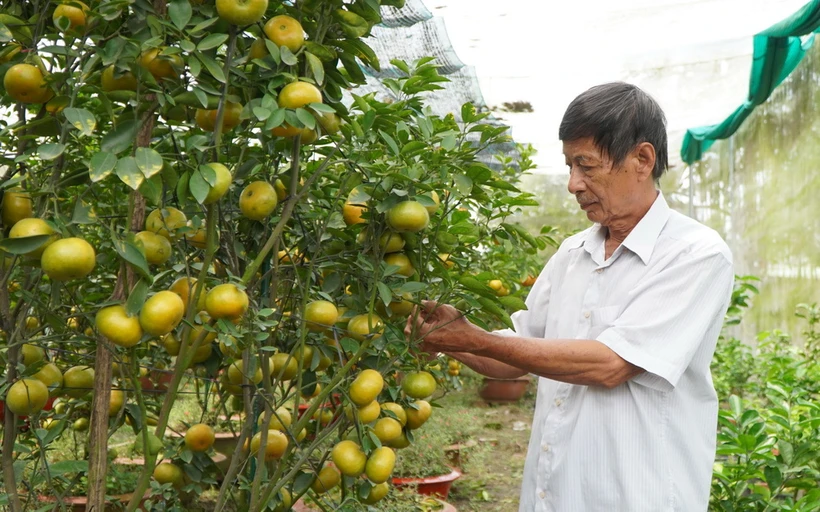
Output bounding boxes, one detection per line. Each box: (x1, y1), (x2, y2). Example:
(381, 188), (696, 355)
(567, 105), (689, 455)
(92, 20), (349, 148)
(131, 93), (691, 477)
(633, 142), (656, 182)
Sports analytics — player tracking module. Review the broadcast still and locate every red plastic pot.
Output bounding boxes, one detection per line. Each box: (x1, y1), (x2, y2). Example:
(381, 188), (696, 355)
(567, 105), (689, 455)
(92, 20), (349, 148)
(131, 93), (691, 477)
(478, 376), (530, 403)
(392, 467), (462, 500)
(30, 490), (152, 512)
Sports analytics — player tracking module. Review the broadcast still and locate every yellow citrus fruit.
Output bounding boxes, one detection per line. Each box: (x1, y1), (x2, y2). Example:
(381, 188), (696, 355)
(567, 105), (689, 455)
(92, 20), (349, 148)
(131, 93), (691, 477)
(134, 431), (164, 455)
(1, 187), (33, 227)
(263, 15), (305, 53)
(52, 1), (88, 34)
(379, 232), (405, 253)
(373, 417), (403, 443)
(311, 465), (341, 494)
(381, 402), (407, 426)
(161, 333), (181, 356)
(277, 81), (322, 109)
(139, 291), (185, 336)
(250, 429), (288, 460)
(6, 378), (49, 415)
(387, 431), (411, 449)
(272, 489), (293, 512)
(362, 481), (390, 504)
(109, 388), (125, 417)
(347, 314), (384, 342)
(194, 101), (242, 132)
(258, 407), (292, 431)
(8, 218), (57, 258)
(249, 38), (267, 60)
(271, 123), (301, 138)
(138, 48), (183, 81)
(33, 362), (63, 397)
(386, 200), (429, 232)
(331, 440), (367, 477)
(271, 353), (299, 380)
(365, 446), (396, 484)
(239, 181), (278, 221)
(153, 462), (184, 487)
(384, 253), (414, 278)
(401, 371), (437, 399)
(21, 343), (45, 366)
(349, 369), (384, 407)
(101, 65), (137, 92)
(387, 293), (415, 317)
(169, 276), (206, 314)
(405, 399), (432, 429)
(40, 238), (96, 281)
(316, 111), (341, 135)
(73, 417), (89, 431)
(215, 0), (268, 25)
(185, 423), (215, 452)
(134, 230), (172, 265)
(304, 300), (338, 332)
(423, 191), (440, 215)
(438, 253), (455, 269)
(96, 304), (143, 347)
(145, 207), (187, 240)
(227, 360), (263, 386)
(3, 64), (52, 104)
(205, 283), (248, 321)
(62, 365), (94, 398)
(202, 162), (232, 204)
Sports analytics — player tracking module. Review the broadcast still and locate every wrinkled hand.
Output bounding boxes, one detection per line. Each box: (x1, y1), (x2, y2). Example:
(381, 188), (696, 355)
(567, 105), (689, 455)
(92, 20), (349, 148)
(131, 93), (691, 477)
(404, 300), (482, 354)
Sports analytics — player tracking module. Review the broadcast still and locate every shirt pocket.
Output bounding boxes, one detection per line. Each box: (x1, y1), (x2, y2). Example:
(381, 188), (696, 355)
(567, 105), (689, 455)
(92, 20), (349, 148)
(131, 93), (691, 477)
(588, 305), (621, 339)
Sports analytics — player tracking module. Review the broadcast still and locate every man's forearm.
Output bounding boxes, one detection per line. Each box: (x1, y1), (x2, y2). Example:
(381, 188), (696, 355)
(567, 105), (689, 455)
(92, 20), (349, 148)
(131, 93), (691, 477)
(445, 352), (528, 379)
(468, 330), (642, 388)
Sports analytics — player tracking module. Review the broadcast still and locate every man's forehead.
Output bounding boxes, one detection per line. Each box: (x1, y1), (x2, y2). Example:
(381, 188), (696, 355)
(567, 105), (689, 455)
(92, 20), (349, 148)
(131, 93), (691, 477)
(562, 138), (604, 160)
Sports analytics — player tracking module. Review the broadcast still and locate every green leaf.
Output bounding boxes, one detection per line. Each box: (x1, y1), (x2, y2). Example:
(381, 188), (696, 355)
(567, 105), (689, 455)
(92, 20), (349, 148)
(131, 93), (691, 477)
(112, 234), (151, 279)
(115, 157), (144, 190)
(101, 120), (138, 154)
(399, 282), (426, 294)
(377, 282), (393, 307)
(498, 296), (528, 312)
(280, 45), (298, 66)
(379, 130), (399, 156)
(0, 235), (52, 255)
(440, 134), (457, 151)
(476, 297), (513, 329)
(195, 52), (225, 83)
(138, 175), (163, 206)
(63, 108), (96, 136)
(197, 33), (228, 51)
(125, 278), (149, 317)
(400, 141), (427, 156)
(0, 22), (13, 43)
(71, 199), (95, 225)
(46, 460), (88, 477)
(189, 167), (210, 204)
(134, 147), (163, 179)
(38, 143), (65, 160)
(764, 465), (782, 491)
(89, 151), (117, 182)
(453, 174), (473, 195)
(295, 108), (316, 130)
(168, 0), (192, 30)
(253, 107), (271, 121)
(306, 51), (325, 86)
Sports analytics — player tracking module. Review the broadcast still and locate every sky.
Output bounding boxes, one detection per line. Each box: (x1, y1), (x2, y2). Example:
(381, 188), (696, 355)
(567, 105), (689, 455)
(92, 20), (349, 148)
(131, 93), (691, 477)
(424, 0), (810, 174)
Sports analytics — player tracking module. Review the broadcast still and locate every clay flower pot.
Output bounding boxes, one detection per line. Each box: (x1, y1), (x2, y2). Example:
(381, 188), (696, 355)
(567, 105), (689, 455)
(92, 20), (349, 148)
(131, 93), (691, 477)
(478, 376), (530, 403)
(33, 490), (152, 512)
(392, 467), (462, 500)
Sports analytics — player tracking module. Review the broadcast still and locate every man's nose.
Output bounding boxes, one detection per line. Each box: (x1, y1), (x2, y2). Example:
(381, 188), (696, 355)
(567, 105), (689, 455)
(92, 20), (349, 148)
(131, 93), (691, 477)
(567, 167), (585, 195)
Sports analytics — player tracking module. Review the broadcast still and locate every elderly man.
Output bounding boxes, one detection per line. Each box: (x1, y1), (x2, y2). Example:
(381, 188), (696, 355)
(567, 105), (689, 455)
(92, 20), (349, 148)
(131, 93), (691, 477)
(406, 82), (734, 511)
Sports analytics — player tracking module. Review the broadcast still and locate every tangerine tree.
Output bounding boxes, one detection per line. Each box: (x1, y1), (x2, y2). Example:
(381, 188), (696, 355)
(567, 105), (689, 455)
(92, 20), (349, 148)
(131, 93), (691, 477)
(0, 0), (549, 510)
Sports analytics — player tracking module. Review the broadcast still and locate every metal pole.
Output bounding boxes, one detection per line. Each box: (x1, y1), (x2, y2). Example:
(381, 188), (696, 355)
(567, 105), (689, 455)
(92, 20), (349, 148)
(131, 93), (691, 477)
(688, 164), (694, 218)
(727, 136), (735, 248)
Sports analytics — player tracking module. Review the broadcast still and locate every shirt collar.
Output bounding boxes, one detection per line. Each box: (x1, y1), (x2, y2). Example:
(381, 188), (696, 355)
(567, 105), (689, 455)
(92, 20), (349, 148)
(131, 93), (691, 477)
(563, 191), (670, 265)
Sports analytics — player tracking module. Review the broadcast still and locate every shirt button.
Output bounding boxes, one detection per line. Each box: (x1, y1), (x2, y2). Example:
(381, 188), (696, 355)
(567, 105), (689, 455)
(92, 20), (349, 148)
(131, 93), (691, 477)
(542, 443), (550, 452)
(554, 398), (563, 407)
(583, 311), (591, 319)
(596, 268), (604, 273)
(539, 491), (547, 499)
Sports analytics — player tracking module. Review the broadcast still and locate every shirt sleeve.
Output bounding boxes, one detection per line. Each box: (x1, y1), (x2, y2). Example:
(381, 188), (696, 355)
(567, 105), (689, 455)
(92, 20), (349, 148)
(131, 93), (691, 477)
(495, 254), (556, 339)
(596, 246), (734, 392)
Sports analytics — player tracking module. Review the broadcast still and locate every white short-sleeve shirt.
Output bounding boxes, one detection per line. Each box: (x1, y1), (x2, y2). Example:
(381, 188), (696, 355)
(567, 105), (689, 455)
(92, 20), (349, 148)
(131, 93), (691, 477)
(512, 192), (734, 512)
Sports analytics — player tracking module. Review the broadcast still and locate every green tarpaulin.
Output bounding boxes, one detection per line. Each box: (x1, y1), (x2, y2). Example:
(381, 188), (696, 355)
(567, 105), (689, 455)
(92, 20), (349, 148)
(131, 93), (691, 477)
(681, 0), (820, 165)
